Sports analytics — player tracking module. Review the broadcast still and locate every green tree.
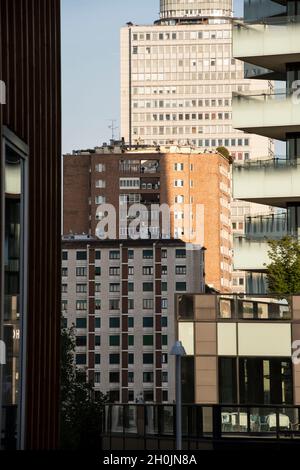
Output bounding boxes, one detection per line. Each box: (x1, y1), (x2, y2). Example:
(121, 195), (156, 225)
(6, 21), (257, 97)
(265, 236), (300, 295)
(60, 324), (108, 450)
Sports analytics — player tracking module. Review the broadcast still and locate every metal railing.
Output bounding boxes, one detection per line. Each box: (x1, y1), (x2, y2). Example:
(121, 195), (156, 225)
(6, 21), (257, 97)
(234, 157), (300, 169)
(102, 404), (300, 443)
(234, 14), (300, 27)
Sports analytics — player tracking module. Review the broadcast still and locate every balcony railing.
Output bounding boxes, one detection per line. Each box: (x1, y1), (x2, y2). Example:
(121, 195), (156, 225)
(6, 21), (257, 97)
(102, 404), (300, 449)
(244, 212), (287, 240)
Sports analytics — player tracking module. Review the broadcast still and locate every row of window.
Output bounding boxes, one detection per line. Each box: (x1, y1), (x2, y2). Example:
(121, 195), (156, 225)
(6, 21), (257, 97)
(132, 84), (249, 96)
(136, 112), (232, 121)
(98, 389), (168, 403)
(62, 264), (187, 279)
(76, 353), (168, 366)
(132, 30), (231, 42)
(62, 297), (170, 312)
(75, 316), (168, 329)
(71, 281), (186, 299)
(131, 71), (243, 82)
(132, 98), (231, 109)
(132, 125), (234, 135)
(93, 371), (169, 384)
(63, 249), (186, 261)
(76, 334), (168, 347)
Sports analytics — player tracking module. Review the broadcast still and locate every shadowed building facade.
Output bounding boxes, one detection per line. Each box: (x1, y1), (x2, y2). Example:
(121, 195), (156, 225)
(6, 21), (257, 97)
(0, 0), (61, 449)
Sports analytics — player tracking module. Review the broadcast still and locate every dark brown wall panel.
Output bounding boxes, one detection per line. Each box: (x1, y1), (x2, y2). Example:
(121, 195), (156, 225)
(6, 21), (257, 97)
(0, 0), (61, 449)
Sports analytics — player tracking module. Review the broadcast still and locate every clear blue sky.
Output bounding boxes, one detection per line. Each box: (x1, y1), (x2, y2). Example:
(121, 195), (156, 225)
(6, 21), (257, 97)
(62, 0), (244, 153)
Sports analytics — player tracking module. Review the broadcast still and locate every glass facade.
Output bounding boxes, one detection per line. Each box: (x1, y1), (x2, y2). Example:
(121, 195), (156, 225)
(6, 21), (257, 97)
(1, 132), (27, 448)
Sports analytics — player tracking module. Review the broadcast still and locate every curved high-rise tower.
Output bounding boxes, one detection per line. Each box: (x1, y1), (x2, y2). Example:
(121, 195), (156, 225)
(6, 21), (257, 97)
(160, 0), (233, 20)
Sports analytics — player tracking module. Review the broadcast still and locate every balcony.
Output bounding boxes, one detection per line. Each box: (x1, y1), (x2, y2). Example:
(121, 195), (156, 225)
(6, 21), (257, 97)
(119, 160), (160, 175)
(245, 212), (287, 239)
(234, 236), (270, 271)
(232, 90), (300, 140)
(233, 16), (300, 74)
(233, 158), (300, 207)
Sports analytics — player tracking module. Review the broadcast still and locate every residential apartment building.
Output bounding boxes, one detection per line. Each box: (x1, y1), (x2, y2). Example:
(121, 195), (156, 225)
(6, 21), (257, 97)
(177, 294), (300, 408)
(232, 0), (300, 292)
(120, 0), (274, 292)
(62, 238), (205, 403)
(63, 144), (232, 292)
(0, 0), (61, 449)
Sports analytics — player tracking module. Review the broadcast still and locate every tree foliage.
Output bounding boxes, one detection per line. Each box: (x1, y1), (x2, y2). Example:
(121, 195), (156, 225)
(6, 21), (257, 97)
(60, 324), (108, 450)
(266, 236), (300, 295)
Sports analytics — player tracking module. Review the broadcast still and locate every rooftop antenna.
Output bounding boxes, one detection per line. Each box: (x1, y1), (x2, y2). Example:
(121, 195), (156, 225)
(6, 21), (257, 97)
(108, 119), (118, 141)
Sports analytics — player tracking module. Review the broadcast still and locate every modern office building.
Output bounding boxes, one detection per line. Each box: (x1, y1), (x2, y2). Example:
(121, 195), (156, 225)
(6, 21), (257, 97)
(63, 144), (232, 292)
(62, 237), (205, 403)
(177, 294), (300, 407)
(232, 0), (300, 292)
(120, 0), (274, 292)
(0, 0), (61, 449)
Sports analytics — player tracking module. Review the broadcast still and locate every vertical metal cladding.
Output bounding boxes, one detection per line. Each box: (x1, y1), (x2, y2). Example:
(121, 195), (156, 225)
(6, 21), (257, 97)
(0, 0), (61, 449)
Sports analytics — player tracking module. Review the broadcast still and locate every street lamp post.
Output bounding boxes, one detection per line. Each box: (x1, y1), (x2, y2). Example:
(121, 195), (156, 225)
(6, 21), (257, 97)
(170, 341), (186, 451)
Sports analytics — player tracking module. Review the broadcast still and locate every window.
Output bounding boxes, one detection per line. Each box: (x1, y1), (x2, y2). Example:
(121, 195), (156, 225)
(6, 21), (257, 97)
(144, 390), (154, 402)
(161, 317), (168, 328)
(175, 195), (184, 204)
(62, 267), (68, 277)
(109, 354), (120, 365)
(94, 372), (101, 384)
(128, 317), (134, 328)
(162, 354), (168, 364)
(174, 163), (184, 171)
(95, 318), (101, 329)
(76, 284), (87, 293)
(110, 317), (120, 329)
(109, 250), (120, 260)
(174, 180), (184, 187)
(109, 267), (120, 276)
(162, 372), (168, 383)
(143, 249), (153, 259)
(162, 335), (168, 346)
(95, 336), (101, 347)
(76, 267), (87, 277)
(143, 335), (153, 346)
(109, 390), (120, 403)
(128, 250), (134, 259)
(95, 266), (101, 276)
(95, 163), (106, 172)
(76, 354), (86, 365)
(62, 284), (67, 293)
(128, 335), (134, 346)
(176, 266), (187, 275)
(109, 372), (120, 383)
(95, 299), (101, 310)
(128, 282), (134, 292)
(109, 299), (120, 310)
(76, 251), (87, 261)
(76, 336), (87, 347)
(176, 249), (186, 258)
(128, 353), (134, 365)
(95, 283), (101, 293)
(143, 282), (153, 292)
(161, 266), (167, 275)
(143, 266), (153, 275)
(162, 282), (168, 291)
(143, 372), (154, 383)
(143, 299), (153, 309)
(76, 300), (87, 311)
(128, 372), (134, 383)
(143, 354), (154, 364)
(143, 317), (153, 328)
(162, 299), (168, 309)
(95, 354), (101, 365)
(76, 318), (87, 329)
(96, 179), (106, 188)
(128, 299), (134, 310)
(162, 249), (167, 259)
(62, 251), (68, 261)
(109, 283), (120, 293)
(109, 335), (120, 346)
(95, 250), (101, 260)
(176, 282), (186, 292)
